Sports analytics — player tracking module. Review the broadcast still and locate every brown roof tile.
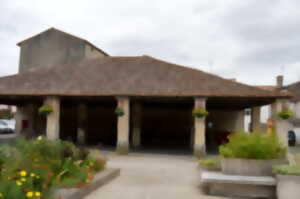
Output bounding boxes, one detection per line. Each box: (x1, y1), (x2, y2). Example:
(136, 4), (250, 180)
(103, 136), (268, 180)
(0, 56), (291, 98)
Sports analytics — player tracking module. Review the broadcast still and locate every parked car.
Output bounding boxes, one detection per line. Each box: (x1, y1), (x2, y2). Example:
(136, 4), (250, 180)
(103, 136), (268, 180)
(0, 119), (15, 134)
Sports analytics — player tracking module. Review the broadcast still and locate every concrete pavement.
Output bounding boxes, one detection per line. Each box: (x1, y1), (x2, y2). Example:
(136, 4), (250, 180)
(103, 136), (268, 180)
(85, 152), (235, 199)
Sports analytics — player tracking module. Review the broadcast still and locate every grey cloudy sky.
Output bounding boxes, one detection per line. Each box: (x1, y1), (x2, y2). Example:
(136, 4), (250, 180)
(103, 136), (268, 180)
(1, 0), (300, 86)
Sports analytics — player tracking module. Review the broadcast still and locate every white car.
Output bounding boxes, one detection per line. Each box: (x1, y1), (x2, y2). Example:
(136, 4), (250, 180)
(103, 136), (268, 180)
(0, 119), (15, 134)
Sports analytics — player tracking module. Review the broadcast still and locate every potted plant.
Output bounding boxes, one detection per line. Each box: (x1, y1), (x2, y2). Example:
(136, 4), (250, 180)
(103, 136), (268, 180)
(115, 107), (125, 117)
(199, 158), (220, 171)
(273, 165), (300, 199)
(277, 109), (293, 120)
(38, 104), (53, 116)
(193, 107), (209, 118)
(219, 132), (287, 176)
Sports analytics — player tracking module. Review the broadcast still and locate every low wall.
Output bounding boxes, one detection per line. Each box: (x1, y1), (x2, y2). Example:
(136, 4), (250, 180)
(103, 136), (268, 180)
(56, 168), (120, 199)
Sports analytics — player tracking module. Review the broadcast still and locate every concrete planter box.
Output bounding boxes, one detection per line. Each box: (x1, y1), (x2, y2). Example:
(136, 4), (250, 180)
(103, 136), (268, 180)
(55, 168), (120, 199)
(199, 165), (221, 172)
(221, 158), (287, 176)
(277, 175), (300, 199)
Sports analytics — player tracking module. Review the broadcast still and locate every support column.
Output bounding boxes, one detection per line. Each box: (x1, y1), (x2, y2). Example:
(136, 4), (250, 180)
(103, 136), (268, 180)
(233, 110), (245, 132)
(116, 97), (130, 154)
(15, 104), (36, 137)
(194, 98), (206, 158)
(132, 102), (142, 148)
(251, 107), (261, 132)
(271, 99), (290, 146)
(15, 106), (24, 135)
(45, 97), (60, 140)
(77, 104), (87, 145)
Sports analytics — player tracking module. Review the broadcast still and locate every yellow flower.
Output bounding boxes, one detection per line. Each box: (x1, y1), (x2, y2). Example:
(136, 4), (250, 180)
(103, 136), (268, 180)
(30, 173), (36, 177)
(26, 192), (33, 198)
(35, 192), (41, 197)
(20, 170), (27, 177)
(21, 177), (27, 182)
(0, 193), (3, 197)
(37, 136), (43, 141)
(16, 180), (22, 186)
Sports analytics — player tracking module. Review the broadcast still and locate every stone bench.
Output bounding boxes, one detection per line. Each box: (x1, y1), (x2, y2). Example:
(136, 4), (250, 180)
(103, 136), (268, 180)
(200, 171), (276, 198)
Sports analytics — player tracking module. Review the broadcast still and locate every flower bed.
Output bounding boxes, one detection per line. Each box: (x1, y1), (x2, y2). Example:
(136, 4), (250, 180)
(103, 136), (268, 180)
(0, 137), (106, 199)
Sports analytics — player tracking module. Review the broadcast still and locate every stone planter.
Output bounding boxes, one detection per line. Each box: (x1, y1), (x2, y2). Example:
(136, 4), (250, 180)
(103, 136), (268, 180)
(55, 168), (120, 199)
(221, 158), (287, 176)
(277, 175), (300, 199)
(199, 165), (221, 172)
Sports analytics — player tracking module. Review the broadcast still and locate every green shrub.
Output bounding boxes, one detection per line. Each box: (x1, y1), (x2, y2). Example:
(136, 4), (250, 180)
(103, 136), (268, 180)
(273, 165), (300, 176)
(219, 132), (286, 159)
(193, 107), (209, 118)
(199, 158), (219, 167)
(38, 104), (53, 115)
(115, 107), (124, 117)
(277, 109), (293, 120)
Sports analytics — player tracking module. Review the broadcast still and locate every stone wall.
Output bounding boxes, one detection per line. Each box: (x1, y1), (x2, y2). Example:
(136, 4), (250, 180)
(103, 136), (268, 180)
(19, 29), (86, 73)
(18, 29), (107, 73)
(208, 110), (245, 132)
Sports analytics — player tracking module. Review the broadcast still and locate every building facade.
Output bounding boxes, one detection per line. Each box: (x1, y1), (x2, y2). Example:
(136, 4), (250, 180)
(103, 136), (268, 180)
(0, 28), (291, 157)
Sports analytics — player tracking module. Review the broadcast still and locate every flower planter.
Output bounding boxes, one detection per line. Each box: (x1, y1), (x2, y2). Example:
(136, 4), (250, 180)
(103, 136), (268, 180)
(221, 158), (287, 176)
(277, 175), (300, 199)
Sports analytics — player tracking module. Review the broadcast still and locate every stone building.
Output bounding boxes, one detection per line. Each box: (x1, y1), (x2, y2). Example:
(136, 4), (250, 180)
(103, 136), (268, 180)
(258, 76), (300, 137)
(0, 28), (291, 156)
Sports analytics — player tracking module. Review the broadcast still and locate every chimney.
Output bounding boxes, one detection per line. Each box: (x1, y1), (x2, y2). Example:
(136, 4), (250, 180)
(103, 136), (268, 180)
(276, 75), (283, 88)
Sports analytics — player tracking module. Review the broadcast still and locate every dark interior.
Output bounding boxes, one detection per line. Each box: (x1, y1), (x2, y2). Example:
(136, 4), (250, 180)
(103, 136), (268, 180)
(138, 100), (193, 153)
(60, 99), (117, 146)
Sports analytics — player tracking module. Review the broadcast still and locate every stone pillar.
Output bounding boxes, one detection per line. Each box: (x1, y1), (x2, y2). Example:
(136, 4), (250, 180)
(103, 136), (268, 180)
(77, 104), (87, 145)
(116, 97), (130, 154)
(251, 107), (261, 132)
(194, 98), (206, 158)
(271, 99), (290, 146)
(234, 110), (245, 132)
(15, 104), (36, 137)
(132, 102), (142, 148)
(45, 97), (60, 140)
(15, 106), (24, 135)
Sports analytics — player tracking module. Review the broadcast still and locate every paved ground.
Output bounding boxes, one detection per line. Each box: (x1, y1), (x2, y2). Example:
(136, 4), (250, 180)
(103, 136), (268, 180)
(85, 152), (233, 199)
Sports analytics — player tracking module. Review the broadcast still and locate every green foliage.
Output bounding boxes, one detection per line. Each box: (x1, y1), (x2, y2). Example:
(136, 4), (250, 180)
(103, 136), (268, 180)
(277, 109), (293, 120)
(193, 107), (209, 118)
(115, 107), (125, 117)
(219, 132), (286, 159)
(38, 104), (53, 116)
(0, 136), (106, 199)
(273, 165), (300, 176)
(199, 158), (219, 167)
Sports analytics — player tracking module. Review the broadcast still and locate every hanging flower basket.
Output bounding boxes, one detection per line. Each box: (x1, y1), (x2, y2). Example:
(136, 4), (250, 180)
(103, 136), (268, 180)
(277, 109), (293, 120)
(38, 104), (53, 116)
(115, 107), (125, 117)
(193, 107), (209, 118)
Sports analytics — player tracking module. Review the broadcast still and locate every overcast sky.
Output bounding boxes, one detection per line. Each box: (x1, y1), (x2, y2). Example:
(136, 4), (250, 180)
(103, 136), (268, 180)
(1, 0), (300, 86)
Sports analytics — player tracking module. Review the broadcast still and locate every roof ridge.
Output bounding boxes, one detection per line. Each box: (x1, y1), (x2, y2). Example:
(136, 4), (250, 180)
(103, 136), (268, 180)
(285, 80), (300, 88)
